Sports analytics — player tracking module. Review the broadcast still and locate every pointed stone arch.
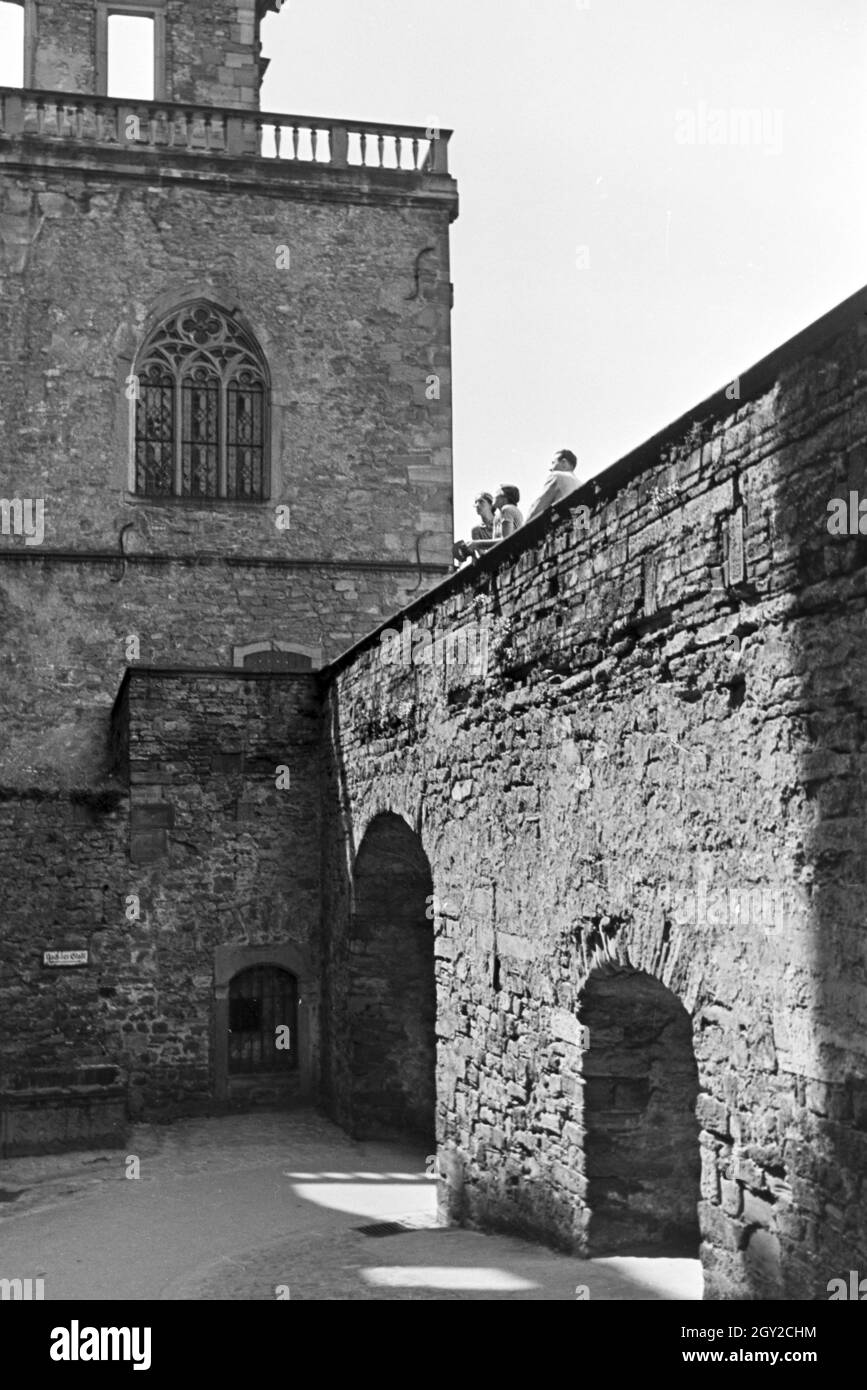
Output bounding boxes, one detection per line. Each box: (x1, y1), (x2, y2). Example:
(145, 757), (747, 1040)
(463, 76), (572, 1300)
(578, 962), (701, 1256)
(346, 811), (436, 1143)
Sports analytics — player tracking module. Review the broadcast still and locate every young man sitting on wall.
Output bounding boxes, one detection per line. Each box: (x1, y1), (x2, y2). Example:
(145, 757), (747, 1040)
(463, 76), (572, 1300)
(524, 449), (581, 523)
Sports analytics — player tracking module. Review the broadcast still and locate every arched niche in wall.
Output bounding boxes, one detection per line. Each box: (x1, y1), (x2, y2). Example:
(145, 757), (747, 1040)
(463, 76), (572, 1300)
(345, 812), (436, 1144)
(233, 640), (323, 672)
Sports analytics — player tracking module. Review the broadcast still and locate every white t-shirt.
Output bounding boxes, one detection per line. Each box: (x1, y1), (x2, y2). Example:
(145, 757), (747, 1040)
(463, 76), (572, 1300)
(493, 504), (523, 539)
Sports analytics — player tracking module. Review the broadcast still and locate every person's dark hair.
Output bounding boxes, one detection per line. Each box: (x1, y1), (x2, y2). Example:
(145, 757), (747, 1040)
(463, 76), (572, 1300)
(475, 492), (494, 507)
(500, 485), (520, 506)
(556, 449), (577, 470)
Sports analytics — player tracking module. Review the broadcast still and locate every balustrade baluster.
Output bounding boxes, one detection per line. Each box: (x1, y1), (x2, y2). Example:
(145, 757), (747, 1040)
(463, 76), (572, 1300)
(5, 91), (444, 180)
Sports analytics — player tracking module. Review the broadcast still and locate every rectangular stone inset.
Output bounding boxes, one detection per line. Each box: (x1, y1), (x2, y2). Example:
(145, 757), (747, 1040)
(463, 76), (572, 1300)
(728, 509), (745, 586)
(407, 462), (450, 486)
(643, 556), (658, 615)
(129, 828), (168, 864)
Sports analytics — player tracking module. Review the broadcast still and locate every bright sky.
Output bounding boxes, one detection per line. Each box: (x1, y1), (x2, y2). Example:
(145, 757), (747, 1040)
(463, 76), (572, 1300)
(261, 0), (867, 533)
(2, 0), (865, 537)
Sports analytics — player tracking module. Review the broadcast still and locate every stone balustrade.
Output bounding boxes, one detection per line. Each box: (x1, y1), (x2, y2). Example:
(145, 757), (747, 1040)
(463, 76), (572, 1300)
(0, 87), (451, 176)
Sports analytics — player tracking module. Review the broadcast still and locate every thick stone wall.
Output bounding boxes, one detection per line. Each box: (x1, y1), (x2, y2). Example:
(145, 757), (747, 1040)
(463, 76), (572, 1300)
(165, 0), (268, 108)
(0, 790), (129, 1075)
(115, 668), (322, 1116)
(0, 555), (433, 787)
(321, 287), (867, 1300)
(30, 1), (95, 96)
(0, 670), (322, 1130)
(0, 162), (454, 779)
(0, 10), (457, 1153)
(0, 173), (454, 567)
(0, 787), (130, 1153)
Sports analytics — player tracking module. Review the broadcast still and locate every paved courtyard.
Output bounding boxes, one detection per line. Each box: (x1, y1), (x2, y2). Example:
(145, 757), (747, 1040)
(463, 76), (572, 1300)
(0, 1110), (702, 1301)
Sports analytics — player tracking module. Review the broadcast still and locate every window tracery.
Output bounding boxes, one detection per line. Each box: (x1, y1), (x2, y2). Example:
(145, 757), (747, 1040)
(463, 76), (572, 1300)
(133, 301), (268, 501)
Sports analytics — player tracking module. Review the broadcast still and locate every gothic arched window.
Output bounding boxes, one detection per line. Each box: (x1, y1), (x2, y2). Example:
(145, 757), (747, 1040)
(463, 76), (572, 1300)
(133, 301), (269, 501)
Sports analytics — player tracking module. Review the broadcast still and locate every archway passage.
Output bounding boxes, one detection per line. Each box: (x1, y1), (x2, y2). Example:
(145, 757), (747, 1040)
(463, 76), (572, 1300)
(348, 814), (435, 1144)
(581, 966), (701, 1256)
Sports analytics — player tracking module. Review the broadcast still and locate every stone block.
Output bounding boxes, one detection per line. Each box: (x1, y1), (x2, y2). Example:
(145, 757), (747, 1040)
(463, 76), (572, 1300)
(742, 1189), (776, 1229)
(696, 1094), (729, 1136)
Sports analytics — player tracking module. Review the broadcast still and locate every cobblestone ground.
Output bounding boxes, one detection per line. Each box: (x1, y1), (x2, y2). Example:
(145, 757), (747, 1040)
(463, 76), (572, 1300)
(0, 1110), (702, 1301)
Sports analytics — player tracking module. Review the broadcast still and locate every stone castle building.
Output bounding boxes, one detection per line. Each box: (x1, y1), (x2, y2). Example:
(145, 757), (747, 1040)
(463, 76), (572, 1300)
(1, 0), (865, 1302)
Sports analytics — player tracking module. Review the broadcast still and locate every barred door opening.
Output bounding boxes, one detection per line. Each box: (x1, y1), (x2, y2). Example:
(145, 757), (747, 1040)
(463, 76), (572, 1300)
(228, 966), (298, 1076)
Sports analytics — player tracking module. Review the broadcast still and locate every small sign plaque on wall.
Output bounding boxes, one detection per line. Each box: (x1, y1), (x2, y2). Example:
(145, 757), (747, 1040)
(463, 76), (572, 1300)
(42, 950), (88, 968)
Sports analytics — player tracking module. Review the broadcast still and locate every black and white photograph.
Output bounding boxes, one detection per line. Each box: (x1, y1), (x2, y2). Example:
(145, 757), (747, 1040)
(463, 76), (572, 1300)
(0, 0), (865, 1358)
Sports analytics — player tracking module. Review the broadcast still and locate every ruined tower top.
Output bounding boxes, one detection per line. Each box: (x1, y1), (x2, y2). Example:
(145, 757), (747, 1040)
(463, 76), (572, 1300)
(16, 0), (286, 109)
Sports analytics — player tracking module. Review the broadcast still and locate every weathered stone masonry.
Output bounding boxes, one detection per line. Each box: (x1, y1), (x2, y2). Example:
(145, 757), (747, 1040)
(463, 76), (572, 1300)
(0, 669), (321, 1143)
(20, 1), (285, 108)
(2, 0), (865, 1304)
(2, 279), (864, 1298)
(115, 668), (322, 1116)
(0, 0), (457, 1153)
(0, 0), (459, 783)
(321, 286), (867, 1300)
